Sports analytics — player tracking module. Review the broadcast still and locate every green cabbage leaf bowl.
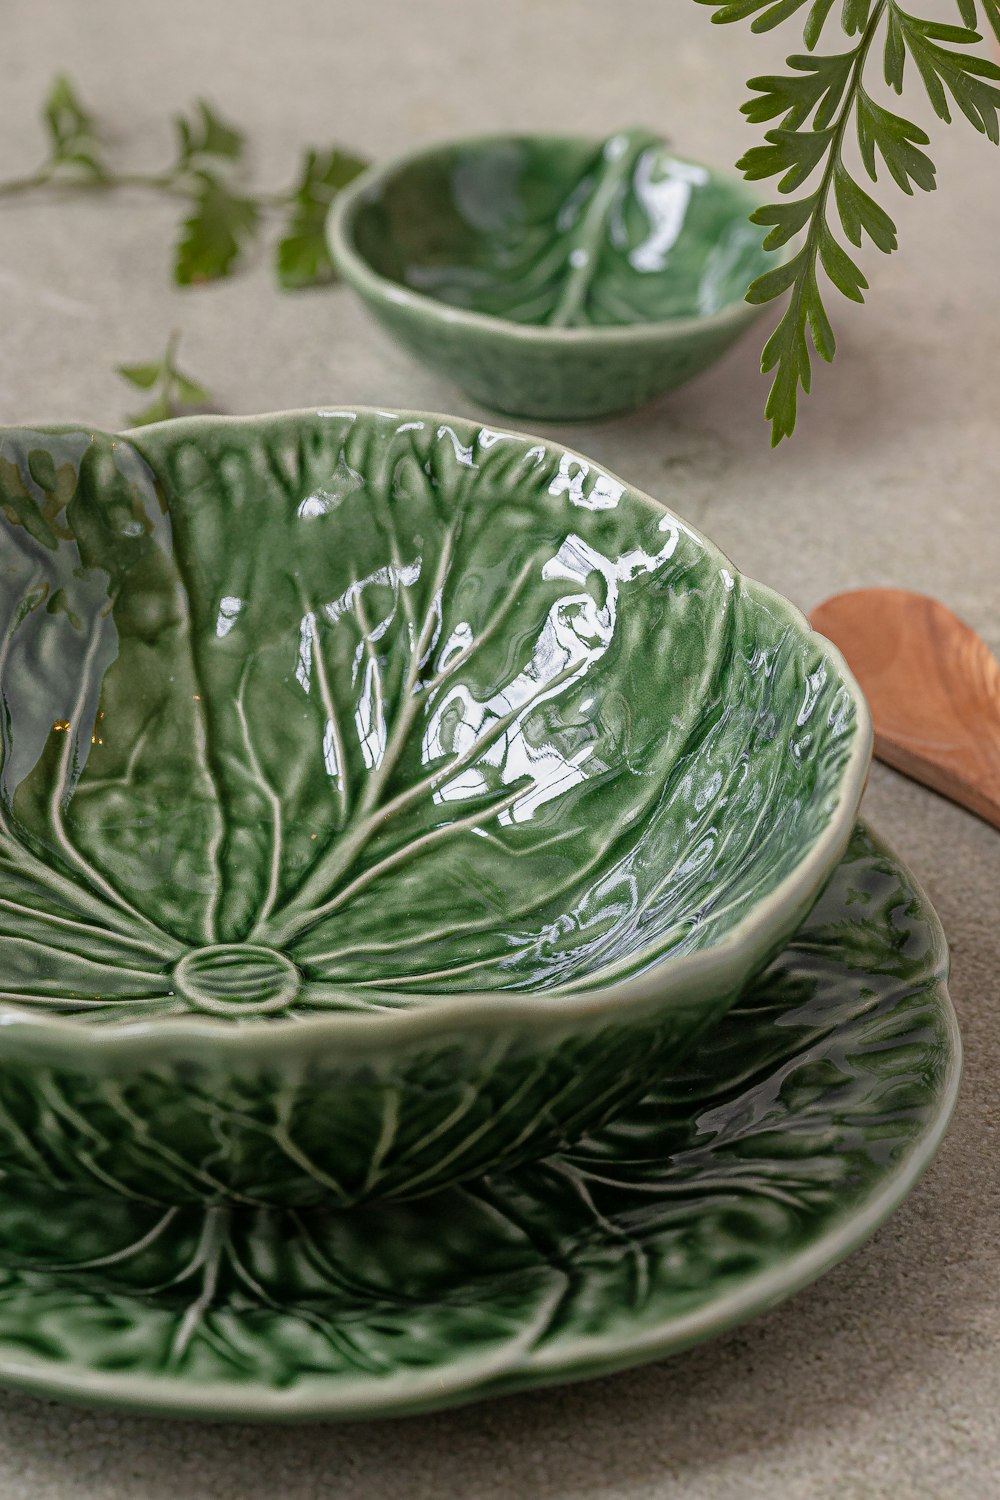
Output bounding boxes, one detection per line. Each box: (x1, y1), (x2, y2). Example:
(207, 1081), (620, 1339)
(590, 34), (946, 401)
(0, 409), (870, 1205)
(328, 130), (778, 420)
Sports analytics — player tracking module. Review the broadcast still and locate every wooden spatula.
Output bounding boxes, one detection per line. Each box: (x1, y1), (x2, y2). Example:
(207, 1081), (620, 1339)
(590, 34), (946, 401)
(810, 588), (1000, 831)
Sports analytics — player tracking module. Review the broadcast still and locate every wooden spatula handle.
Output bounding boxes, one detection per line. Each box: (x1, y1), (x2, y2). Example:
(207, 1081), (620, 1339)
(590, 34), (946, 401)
(811, 589), (1000, 831)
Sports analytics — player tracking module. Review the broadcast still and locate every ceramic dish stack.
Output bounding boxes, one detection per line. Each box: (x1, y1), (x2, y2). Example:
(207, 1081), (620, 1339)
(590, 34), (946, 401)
(0, 409), (958, 1419)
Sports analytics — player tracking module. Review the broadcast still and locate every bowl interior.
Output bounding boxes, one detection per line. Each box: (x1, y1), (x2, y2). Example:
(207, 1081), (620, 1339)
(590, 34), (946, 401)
(0, 411), (864, 1022)
(347, 131), (772, 329)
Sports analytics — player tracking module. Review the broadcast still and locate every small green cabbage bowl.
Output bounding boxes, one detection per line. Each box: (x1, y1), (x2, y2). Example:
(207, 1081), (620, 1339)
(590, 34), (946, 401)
(0, 410), (870, 1206)
(328, 129), (776, 420)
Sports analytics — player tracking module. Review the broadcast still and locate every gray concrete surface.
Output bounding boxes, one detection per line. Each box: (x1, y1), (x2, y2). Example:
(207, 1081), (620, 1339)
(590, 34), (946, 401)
(0, 2), (997, 1496)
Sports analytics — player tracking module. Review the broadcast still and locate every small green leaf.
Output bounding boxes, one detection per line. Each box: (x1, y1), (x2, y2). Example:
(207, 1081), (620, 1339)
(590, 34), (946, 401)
(171, 372), (213, 407)
(744, 51), (853, 127)
(751, 0), (812, 32)
(856, 93), (937, 193)
(696, 0), (795, 24)
(749, 192), (818, 248)
(126, 393), (174, 428)
(804, 0), (838, 49)
(841, 0), (874, 37)
(43, 75), (95, 150)
(746, 246), (809, 302)
(742, 71), (814, 123)
(804, 272), (836, 360)
(760, 298), (812, 442)
(174, 101), (245, 169)
(817, 220), (868, 300)
(41, 75), (107, 180)
(275, 225), (332, 291)
(276, 147), (369, 290)
(118, 333), (216, 423)
(739, 124), (835, 190)
(174, 173), (260, 284)
(834, 167), (899, 250)
(908, 18), (982, 43)
(806, 51), (856, 127)
(892, 17), (1000, 141)
(116, 360), (164, 391)
(884, 9), (907, 92)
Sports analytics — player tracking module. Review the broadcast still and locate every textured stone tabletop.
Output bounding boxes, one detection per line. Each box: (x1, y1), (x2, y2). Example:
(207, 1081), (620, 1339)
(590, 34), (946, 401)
(0, 2), (997, 1496)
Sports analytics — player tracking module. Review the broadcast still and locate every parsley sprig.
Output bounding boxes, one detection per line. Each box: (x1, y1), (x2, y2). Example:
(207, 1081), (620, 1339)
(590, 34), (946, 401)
(698, 0), (1000, 442)
(117, 332), (215, 426)
(0, 76), (368, 289)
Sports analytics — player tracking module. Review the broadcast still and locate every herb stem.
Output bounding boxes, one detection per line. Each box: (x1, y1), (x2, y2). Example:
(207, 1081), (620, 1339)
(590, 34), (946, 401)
(110, 171), (191, 196)
(826, 2), (890, 192)
(0, 169), (184, 198)
(3, 77), (368, 289)
(253, 189), (295, 209)
(0, 167), (294, 209)
(0, 168), (54, 197)
(781, 2), (889, 360)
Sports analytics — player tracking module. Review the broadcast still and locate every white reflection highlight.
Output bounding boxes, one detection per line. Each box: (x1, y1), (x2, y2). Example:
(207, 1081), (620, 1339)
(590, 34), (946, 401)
(436, 425), (477, 468)
(296, 612), (315, 692)
(548, 452), (625, 511)
(477, 427), (513, 450)
(320, 560), (421, 632)
(628, 154), (709, 274)
(354, 655), (386, 771)
(437, 621), (473, 673)
(295, 559), (423, 782)
(297, 450), (364, 519)
(424, 520), (678, 825)
(797, 662), (827, 727)
(322, 720), (339, 780)
(215, 595), (244, 639)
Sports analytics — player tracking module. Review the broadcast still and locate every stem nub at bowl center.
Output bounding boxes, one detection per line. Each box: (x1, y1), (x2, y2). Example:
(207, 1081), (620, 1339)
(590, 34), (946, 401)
(173, 945), (301, 1017)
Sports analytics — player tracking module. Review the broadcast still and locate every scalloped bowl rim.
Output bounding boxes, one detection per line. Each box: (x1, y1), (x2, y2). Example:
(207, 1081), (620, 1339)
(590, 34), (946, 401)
(327, 131), (789, 347)
(0, 406), (873, 1059)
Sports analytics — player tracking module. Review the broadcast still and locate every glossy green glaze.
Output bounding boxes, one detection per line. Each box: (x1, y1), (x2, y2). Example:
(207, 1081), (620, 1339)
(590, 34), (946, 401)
(0, 826), (958, 1419)
(328, 132), (778, 419)
(0, 409), (869, 1202)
